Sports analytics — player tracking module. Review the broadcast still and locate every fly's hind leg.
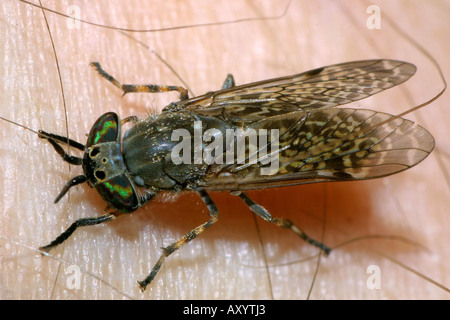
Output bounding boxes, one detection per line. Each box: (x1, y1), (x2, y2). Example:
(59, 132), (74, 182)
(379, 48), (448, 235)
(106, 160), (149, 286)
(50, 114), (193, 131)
(235, 191), (331, 255)
(138, 188), (220, 292)
(90, 62), (189, 100)
(221, 74), (236, 89)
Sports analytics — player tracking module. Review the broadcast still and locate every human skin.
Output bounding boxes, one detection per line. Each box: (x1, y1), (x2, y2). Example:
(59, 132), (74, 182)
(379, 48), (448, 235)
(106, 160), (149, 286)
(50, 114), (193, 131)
(0, 0), (449, 299)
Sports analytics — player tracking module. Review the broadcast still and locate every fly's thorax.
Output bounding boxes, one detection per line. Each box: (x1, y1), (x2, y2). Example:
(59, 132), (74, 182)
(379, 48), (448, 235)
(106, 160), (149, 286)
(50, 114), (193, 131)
(121, 112), (232, 190)
(122, 112), (199, 190)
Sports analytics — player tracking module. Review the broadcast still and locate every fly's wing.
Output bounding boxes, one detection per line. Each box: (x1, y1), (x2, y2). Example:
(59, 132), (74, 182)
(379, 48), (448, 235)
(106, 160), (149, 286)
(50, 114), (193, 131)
(199, 108), (434, 190)
(164, 60), (416, 125)
(164, 59), (431, 190)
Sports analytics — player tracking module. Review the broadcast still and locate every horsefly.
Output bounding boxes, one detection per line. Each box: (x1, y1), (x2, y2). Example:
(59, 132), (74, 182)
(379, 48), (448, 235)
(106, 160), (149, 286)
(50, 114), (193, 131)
(32, 59), (434, 292)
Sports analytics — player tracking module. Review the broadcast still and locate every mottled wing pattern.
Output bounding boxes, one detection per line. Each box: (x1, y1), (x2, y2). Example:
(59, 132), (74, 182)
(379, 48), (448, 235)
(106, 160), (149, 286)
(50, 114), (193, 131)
(200, 108), (434, 190)
(164, 58), (432, 189)
(165, 60), (416, 125)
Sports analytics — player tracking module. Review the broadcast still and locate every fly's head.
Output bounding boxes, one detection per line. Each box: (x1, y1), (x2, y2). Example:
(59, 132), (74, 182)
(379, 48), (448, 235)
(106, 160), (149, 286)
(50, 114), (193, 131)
(81, 112), (140, 213)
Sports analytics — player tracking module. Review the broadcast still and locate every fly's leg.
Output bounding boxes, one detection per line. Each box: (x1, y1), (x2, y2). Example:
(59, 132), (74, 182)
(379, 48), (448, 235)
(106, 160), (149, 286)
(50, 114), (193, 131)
(221, 74), (235, 89)
(236, 192), (331, 255)
(40, 212), (121, 252)
(53, 175), (88, 203)
(38, 130), (85, 165)
(90, 62), (189, 100)
(202, 74), (235, 99)
(40, 136), (83, 165)
(38, 130), (87, 202)
(138, 188), (220, 292)
(38, 130), (85, 151)
(121, 115), (139, 126)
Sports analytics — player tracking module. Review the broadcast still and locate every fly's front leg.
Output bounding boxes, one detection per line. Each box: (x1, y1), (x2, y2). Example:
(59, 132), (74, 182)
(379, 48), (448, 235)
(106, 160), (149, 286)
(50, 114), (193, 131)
(38, 130), (88, 202)
(138, 188), (220, 292)
(235, 192), (331, 255)
(90, 62), (189, 100)
(40, 212), (121, 253)
(38, 130), (85, 165)
(38, 130), (85, 151)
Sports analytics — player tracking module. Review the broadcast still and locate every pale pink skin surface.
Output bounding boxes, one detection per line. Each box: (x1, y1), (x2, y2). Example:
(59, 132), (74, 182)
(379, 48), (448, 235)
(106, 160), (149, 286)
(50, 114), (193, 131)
(0, 0), (448, 299)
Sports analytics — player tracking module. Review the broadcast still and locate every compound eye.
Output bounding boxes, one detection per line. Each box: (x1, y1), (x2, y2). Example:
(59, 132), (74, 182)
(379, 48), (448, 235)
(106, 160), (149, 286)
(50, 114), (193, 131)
(95, 174), (139, 213)
(86, 112), (119, 147)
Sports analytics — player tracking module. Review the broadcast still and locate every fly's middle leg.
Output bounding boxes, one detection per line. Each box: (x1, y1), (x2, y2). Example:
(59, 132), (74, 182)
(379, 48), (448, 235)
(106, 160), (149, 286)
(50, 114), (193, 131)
(235, 191), (331, 255)
(90, 62), (189, 100)
(138, 188), (220, 292)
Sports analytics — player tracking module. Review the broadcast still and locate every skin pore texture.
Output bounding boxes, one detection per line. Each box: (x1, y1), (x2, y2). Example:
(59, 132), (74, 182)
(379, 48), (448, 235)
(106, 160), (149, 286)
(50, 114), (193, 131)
(0, 0), (449, 299)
